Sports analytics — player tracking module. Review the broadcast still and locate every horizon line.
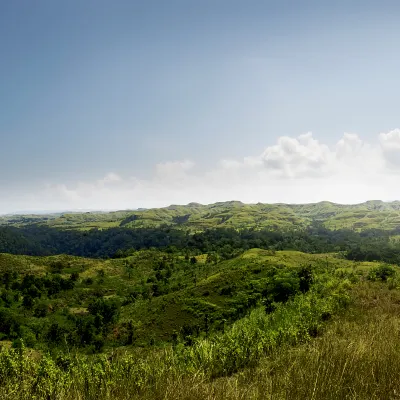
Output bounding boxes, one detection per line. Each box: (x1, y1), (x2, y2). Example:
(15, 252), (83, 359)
(1, 199), (397, 217)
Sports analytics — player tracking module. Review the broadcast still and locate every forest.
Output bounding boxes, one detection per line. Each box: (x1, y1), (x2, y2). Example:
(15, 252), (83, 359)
(1, 222), (400, 263)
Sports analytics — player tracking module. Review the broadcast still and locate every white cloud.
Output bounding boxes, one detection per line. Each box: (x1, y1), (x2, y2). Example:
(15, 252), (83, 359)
(3, 129), (400, 213)
(101, 172), (122, 183)
(155, 160), (194, 182)
(379, 129), (400, 151)
(336, 132), (364, 158)
(379, 129), (400, 167)
(259, 132), (332, 178)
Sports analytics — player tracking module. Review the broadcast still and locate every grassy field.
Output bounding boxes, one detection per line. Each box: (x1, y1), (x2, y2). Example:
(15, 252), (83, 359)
(4, 200), (400, 231)
(192, 281), (400, 400)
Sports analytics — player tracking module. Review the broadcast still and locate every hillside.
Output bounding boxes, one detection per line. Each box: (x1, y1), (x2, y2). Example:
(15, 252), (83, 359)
(2, 201), (400, 398)
(1, 247), (399, 399)
(0, 221), (398, 399)
(0, 249), (374, 349)
(3, 200), (400, 232)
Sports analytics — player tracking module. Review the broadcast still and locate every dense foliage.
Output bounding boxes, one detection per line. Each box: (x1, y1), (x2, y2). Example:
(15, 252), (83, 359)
(0, 249), (323, 352)
(1, 224), (400, 265)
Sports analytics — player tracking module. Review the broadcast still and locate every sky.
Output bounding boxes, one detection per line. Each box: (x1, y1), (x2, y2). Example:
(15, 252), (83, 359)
(2, 0), (400, 213)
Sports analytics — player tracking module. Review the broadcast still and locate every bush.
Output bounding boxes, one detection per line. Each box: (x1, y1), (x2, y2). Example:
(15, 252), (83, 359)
(367, 265), (396, 282)
(263, 271), (300, 303)
(87, 298), (120, 326)
(85, 277), (94, 285)
(298, 265), (313, 293)
(34, 302), (48, 318)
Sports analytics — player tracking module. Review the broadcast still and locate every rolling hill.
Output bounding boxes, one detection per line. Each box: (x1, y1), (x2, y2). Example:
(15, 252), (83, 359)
(2, 200), (400, 231)
(0, 248), (375, 347)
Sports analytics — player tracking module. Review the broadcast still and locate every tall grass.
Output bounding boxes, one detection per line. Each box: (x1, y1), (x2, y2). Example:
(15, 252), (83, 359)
(7, 269), (400, 399)
(211, 282), (400, 400)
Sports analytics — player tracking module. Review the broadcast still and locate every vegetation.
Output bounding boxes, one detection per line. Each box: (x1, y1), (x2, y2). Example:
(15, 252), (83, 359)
(0, 249), (352, 351)
(0, 261), (399, 399)
(1, 202), (400, 398)
(0, 255), (349, 398)
(2, 222), (400, 266)
(4, 200), (400, 231)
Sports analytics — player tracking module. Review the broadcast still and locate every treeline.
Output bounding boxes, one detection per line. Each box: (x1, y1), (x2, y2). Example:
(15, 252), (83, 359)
(1, 224), (400, 264)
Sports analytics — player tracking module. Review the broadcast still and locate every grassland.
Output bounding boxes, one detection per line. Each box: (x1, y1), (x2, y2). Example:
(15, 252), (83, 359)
(3, 199), (400, 232)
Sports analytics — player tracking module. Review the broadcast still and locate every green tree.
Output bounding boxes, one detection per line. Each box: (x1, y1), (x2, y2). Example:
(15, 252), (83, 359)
(22, 295), (34, 310)
(88, 298), (120, 326)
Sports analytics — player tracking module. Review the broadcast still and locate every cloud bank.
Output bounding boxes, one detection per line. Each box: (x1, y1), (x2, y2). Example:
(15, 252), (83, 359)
(3, 129), (400, 213)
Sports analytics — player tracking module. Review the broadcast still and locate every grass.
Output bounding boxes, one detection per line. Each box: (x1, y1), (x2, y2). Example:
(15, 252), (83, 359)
(204, 282), (400, 400)
(5, 200), (400, 231)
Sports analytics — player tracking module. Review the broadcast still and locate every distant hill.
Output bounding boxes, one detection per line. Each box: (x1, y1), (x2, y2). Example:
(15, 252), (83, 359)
(2, 200), (400, 231)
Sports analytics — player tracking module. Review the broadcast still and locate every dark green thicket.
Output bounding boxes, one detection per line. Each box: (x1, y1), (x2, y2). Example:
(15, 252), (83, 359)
(1, 224), (400, 265)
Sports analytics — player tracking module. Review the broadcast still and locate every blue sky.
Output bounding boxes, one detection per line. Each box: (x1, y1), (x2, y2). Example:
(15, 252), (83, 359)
(2, 0), (400, 212)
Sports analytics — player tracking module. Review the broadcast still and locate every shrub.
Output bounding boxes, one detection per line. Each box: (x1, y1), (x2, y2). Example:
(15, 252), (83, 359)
(367, 264), (396, 282)
(34, 302), (48, 318)
(263, 271), (300, 303)
(298, 265), (313, 293)
(88, 298), (120, 326)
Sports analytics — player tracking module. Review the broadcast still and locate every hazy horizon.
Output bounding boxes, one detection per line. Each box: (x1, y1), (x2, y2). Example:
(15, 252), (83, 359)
(2, 199), (398, 217)
(2, 1), (400, 213)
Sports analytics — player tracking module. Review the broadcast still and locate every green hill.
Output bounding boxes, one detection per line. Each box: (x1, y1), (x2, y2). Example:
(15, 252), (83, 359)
(0, 247), (399, 399)
(0, 249), (380, 349)
(1, 202), (400, 399)
(4, 200), (400, 231)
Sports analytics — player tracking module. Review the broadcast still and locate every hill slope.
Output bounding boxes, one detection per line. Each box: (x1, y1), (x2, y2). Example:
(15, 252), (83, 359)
(0, 248), (398, 399)
(3, 200), (400, 231)
(0, 249), (380, 349)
